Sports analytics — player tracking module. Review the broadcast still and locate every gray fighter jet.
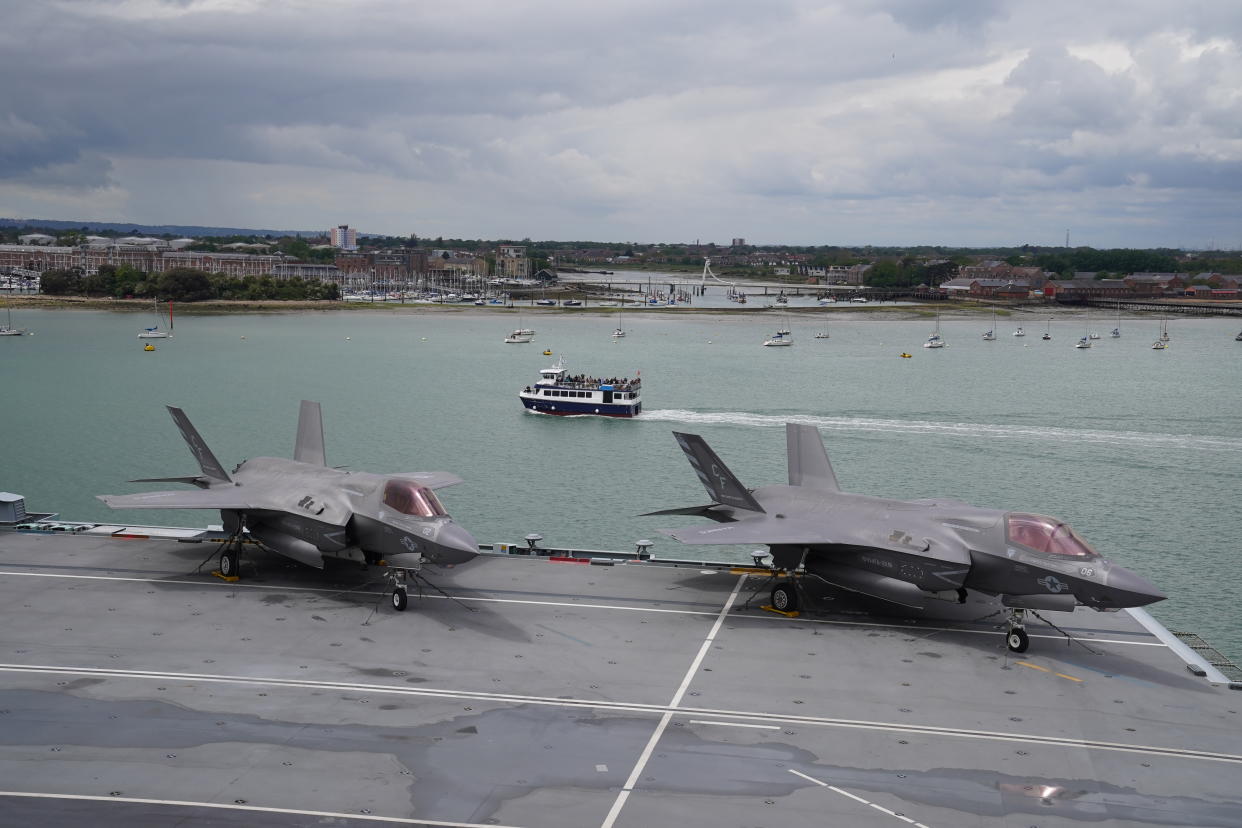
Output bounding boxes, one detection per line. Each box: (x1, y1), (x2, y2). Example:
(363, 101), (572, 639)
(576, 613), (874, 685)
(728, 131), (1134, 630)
(98, 401), (479, 611)
(648, 423), (1165, 652)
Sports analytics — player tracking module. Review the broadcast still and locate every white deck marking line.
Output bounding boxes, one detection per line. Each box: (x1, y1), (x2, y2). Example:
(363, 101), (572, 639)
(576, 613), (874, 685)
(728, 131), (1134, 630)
(0, 663), (669, 715)
(0, 569), (1164, 647)
(0, 570), (718, 618)
(0, 790), (524, 827)
(738, 608), (1163, 646)
(600, 573), (747, 828)
(788, 771), (931, 828)
(688, 719), (781, 730)
(4, 662), (1239, 765)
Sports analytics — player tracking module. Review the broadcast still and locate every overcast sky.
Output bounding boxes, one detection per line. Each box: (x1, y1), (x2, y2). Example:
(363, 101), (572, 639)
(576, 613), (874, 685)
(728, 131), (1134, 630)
(2, 0), (1240, 247)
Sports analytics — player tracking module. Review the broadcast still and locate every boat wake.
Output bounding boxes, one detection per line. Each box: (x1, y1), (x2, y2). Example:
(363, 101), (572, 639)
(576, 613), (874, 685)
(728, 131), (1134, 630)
(640, 410), (1242, 454)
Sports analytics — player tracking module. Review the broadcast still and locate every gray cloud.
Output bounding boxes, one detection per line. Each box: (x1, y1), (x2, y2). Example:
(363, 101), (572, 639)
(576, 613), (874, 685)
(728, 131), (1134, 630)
(0, 0), (1239, 246)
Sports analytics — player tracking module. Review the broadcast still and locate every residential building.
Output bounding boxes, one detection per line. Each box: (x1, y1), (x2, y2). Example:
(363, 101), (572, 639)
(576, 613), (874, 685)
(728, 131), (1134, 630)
(495, 245), (531, 279)
(329, 225), (358, 250)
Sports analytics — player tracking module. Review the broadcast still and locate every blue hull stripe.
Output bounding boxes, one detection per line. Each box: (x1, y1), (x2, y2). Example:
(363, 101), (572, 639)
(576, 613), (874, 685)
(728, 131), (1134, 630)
(521, 398), (640, 417)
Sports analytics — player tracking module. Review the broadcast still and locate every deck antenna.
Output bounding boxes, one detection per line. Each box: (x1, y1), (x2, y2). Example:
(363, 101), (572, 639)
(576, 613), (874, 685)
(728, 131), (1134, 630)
(1065, 229), (1070, 248)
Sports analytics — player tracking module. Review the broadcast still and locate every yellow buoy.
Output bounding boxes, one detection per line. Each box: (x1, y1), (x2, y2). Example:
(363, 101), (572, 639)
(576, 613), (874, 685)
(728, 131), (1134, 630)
(543, 349), (552, 355)
(144, 343), (155, 351)
(900, 352), (912, 358)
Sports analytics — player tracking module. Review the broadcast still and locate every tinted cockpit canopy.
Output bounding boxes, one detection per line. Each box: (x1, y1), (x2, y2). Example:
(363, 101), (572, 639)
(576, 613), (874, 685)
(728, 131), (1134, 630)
(1006, 513), (1097, 558)
(383, 479), (448, 517)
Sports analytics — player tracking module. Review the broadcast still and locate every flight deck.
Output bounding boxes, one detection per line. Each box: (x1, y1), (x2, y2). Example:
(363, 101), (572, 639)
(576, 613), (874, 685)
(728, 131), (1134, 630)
(1, 529), (1240, 828)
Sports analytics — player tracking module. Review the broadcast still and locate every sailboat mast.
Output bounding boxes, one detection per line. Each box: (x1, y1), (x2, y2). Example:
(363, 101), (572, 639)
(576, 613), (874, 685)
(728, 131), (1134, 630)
(169, 300), (174, 332)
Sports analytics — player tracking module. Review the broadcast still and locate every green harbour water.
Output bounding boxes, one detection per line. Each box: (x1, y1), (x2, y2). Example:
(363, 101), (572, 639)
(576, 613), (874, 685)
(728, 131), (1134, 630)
(2, 306), (1240, 658)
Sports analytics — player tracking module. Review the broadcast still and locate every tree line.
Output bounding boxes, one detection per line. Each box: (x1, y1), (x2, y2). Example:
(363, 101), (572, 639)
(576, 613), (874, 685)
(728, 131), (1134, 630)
(39, 265), (339, 302)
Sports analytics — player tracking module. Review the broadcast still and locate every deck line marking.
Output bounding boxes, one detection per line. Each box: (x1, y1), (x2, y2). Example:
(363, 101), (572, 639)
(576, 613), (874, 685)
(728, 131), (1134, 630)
(687, 719), (781, 730)
(788, 769), (828, 787)
(3, 662), (1240, 765)
(788, 771), (932, 827)
(0, 569), (1166, 647)
(0, 790), (524, 827)
(1017, 661), (1051, 672)
(1055, 672), (1084, 682)
(739, 609), (1164, 646)
(600, 573), (747, 828)
(0, 569), (719, 618)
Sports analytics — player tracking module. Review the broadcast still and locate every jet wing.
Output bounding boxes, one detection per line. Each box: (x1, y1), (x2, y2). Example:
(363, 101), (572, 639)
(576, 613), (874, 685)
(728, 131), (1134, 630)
(660, 517), (830, 546)
(388, 472), (464, 490)
(98, 489), (262, 511)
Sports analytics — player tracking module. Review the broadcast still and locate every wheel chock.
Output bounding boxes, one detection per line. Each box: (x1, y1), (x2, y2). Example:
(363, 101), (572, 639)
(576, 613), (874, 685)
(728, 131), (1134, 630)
(211, 570), (240, 582)
(760, 605), (800, 618)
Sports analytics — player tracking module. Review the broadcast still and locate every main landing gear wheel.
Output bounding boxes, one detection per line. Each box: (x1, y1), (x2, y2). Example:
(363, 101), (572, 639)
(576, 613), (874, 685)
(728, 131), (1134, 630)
(1007, 627), (1030, 653)
(391, 587), (408, 612)
(771, 581), (799, 613)
(220, 548), (239, 578)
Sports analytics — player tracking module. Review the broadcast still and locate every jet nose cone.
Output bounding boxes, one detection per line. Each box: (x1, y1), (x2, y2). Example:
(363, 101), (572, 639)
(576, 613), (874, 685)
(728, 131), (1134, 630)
(1107, 565), (1166, 607)
(435, 521), (479, 564)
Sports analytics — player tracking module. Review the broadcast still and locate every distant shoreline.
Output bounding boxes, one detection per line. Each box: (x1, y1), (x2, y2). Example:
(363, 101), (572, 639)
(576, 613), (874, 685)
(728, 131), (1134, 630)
(0, 293), (1208, 321)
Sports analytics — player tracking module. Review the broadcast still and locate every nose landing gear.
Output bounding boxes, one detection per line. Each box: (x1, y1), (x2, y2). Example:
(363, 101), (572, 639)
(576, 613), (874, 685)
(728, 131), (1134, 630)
(386, 564), (417, 612)
(1006, 608), (1030, 653)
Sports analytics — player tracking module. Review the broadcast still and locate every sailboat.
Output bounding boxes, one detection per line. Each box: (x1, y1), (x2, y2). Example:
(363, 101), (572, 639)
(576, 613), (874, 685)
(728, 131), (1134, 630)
(764, 314), (793, 346)
(1111, 302), (1121, 338)
(137, 299), (173, 339)
(1152, 322), (1168, 349)
(814, 319), (829, 339)
(1159, 318), (1170, 342)
(1075, 314), (1092, 348)
(982, 310), (996, 341)
(1087, 308), (1100, 339)
(611, 307), (625, 338)
(1013, 326), (1025, 337)
(1041, 318), (1052, 341)
(0, 302), (28, 336)
(923, 314), (945, 348)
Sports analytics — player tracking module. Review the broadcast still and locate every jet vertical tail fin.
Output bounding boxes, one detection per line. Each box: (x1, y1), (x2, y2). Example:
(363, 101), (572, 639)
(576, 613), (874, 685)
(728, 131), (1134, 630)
(786, 423), (840, 492)
(672, 431), (764, 513)
(294, 400), (326, 465)
(166, 406), (232, 484)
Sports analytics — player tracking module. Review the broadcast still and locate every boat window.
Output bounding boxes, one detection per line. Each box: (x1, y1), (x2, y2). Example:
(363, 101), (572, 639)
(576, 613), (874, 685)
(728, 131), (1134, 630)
(1006, 513), (1096, 557)
(382, 480), (447, 517)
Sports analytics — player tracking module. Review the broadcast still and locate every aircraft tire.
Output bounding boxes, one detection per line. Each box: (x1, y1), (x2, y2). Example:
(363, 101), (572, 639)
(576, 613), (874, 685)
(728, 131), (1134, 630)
(771, 582), (798, 613)
(1007, 628), (1029, 653)
(391, 587), (408, 612)
(220, 549), (239, 578)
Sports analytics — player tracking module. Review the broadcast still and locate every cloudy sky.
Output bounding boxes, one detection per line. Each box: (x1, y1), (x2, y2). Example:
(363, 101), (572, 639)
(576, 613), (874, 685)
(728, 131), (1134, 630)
(2, 0), (1240, 247)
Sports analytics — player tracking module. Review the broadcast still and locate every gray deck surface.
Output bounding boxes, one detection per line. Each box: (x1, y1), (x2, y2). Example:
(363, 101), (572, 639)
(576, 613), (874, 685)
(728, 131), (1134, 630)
(1, 531), (1239, 828)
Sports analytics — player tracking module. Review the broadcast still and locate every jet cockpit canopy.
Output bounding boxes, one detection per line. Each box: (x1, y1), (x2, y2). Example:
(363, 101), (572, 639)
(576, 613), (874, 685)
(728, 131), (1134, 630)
(1005, 513), (1097, 558)
(383, 479), (448, 518)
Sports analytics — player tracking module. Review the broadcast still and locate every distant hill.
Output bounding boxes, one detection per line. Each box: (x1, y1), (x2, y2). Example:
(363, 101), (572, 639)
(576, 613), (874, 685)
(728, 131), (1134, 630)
(0, 218), (365, 238)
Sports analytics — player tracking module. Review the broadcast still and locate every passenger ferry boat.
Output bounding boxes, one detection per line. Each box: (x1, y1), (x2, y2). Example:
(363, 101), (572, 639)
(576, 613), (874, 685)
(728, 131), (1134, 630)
(519, 357), (642, 417)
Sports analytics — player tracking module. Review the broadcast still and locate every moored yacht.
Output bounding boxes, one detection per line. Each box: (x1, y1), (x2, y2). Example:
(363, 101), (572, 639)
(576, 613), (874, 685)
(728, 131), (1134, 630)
(519, 357), (642, 417)
(763, 331), (793, 346)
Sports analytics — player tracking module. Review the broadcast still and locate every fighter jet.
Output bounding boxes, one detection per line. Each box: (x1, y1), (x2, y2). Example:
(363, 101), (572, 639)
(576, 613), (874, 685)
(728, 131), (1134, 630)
(98, 401), (479, 611)
(647, 423), (1165, 652)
